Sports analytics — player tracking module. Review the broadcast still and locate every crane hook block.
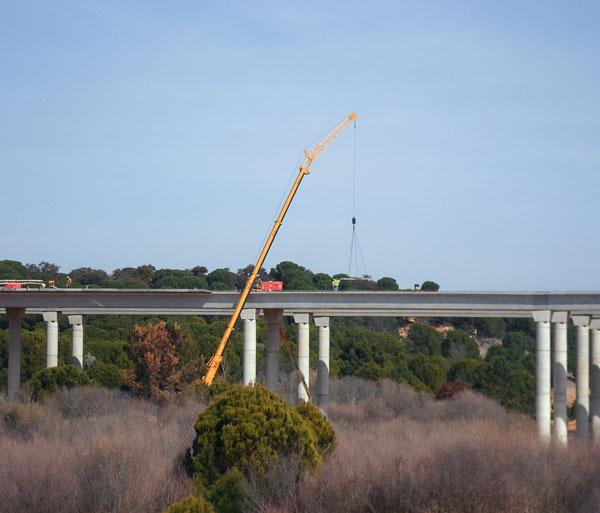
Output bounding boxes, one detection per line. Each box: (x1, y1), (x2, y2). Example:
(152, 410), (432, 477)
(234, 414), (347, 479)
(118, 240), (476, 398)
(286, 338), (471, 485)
(352, 216), (356, 225)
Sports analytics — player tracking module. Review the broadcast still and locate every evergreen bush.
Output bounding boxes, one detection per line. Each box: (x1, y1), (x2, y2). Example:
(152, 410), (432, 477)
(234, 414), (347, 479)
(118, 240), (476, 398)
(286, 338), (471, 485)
(28, 365), (90, 400)
(185, 384), (333, 486)
(295, 402), (335, 456)
(163, 496), (215, 513)
(87, 361), (122, 388)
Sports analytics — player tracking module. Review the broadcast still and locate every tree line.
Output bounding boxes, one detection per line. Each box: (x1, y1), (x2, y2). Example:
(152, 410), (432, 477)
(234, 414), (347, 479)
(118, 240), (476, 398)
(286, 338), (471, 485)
(0, 258), (428, 291)
(1, 259), (580, 416)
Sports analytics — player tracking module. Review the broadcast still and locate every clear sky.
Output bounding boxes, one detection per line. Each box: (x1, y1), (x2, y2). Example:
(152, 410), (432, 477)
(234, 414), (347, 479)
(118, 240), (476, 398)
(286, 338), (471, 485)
(2, 1), (599, 291)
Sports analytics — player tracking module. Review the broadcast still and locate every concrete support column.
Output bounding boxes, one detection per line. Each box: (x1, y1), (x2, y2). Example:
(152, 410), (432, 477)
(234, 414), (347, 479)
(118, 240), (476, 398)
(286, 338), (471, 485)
(533, 310), (551, 444)
(590, 319), (600, 442)
(573, 315), (591, 439)
(294, 313), (310, 403)
(552, 312), (569, 447)
(7, 308), (25, 399)
(314, 317), (330, 406)
(264, 309), (283, 393)
(241, 309), (257, 386)
(43, 311), (60, 368)
(68, 315), (85, 370)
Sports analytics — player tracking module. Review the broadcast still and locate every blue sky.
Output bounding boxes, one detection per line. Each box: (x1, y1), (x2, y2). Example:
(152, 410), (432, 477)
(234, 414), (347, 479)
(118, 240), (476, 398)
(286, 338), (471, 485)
(1, 1), (599, 291)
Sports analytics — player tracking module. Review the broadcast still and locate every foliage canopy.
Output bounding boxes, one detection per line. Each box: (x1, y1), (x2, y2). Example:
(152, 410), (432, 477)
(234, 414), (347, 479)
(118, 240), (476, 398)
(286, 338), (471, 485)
(185, 384), (334, 486)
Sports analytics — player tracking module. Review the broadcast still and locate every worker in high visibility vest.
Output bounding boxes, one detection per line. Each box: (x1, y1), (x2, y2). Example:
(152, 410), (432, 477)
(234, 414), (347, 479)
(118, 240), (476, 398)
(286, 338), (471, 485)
(332, 278), (341, 291)
(66, 276), (72, 288)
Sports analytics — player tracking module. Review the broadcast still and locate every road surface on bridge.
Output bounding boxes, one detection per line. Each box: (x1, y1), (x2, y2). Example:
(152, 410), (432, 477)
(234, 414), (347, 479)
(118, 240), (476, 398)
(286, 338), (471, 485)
(2, 289), (600, 318)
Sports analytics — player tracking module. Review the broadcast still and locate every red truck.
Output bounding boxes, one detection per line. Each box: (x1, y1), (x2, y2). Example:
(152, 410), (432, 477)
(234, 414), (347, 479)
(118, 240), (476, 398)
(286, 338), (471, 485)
(252, 280), (283, 291)
(260, 281), (283, 291)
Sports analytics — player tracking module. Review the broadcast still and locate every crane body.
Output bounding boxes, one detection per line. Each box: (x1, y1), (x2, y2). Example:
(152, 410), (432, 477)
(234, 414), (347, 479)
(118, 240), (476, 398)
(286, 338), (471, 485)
(201, 112), (356, 386)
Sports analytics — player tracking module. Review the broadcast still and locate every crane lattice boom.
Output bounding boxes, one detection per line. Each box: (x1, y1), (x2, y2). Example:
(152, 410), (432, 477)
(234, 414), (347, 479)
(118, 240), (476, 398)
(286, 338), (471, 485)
(201, 112), (356, 386)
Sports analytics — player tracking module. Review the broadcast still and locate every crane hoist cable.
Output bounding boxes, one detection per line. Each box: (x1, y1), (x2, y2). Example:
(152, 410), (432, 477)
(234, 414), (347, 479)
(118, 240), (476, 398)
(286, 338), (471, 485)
(201, 112), (357, 386)
(347, 117), (369, 279)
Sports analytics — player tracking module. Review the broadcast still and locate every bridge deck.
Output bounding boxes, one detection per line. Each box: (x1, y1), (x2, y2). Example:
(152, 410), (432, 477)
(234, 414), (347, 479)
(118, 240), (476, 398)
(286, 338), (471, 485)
(2, 289), (600, 318)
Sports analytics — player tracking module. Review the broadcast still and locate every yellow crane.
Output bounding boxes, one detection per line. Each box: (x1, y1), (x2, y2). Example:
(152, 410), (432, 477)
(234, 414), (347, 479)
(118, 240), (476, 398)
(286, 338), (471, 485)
(202, 112), (357, 385)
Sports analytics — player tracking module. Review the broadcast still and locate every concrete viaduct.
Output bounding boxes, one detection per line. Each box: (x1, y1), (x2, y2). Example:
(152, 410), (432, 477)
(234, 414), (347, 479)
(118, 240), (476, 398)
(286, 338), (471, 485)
(2, 288), (600, 445)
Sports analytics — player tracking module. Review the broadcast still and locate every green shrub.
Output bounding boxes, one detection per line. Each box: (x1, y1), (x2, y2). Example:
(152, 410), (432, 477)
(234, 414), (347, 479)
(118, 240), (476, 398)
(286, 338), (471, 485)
(152, 269), (209, 290)
(442, 329), (480, 361)
(87, 361), (122, 388)
(271, 261), (316, 290)
(483, 356), (535, 414)
(503, 331), (530, 361)
(474, 317), (506, 339)
(408, 354), (448, 393)
(0, 259), (29, 279)
(185, 384), (332, 486)
(377, 277), (399, 290)
(208, 470), (246, 513)
(448, 358), (488, 389)
(420, 280), (439, 291)
(407, 323), (443, 356)
(295, 402), (335, 455)
(206, 268), (236, 291)
(192, 382), (234, 402)
(163, 496), (215, 513)
(312, 272), (333, 290)
(28, 365), (91, 400)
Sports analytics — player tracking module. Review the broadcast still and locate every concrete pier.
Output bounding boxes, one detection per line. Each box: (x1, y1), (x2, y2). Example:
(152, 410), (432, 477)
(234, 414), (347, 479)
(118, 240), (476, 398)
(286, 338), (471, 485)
(573, 315), (591, 439)
(314, 316), (330, 406)
(68, 315), (84, 370)
(534, 310), (551, 444)
(590, 318), (600, 442)
(294, 313), (310, 403)
(552, 312), (568, 446)
(3, 291), (600, 446)
(43, 311), (59, 368)
(241, 308), (257, 386)
(7, 308), (25, 399)
(264, 309), (282, 393)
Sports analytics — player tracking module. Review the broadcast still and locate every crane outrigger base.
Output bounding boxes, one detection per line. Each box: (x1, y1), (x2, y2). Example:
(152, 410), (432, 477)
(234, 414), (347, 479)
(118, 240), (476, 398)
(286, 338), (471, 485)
(201, 112), (356, 386)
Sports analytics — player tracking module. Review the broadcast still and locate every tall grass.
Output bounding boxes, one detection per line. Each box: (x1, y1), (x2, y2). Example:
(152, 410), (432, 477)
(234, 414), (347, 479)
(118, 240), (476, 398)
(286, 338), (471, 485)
(3, 379), (600, 513)
(251, 378), (600, 513)
(0, 387), (206, 513)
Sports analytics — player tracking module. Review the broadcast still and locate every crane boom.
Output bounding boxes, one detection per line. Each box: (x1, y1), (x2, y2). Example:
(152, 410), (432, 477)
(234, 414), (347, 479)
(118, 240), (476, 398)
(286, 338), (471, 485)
(201, 112), (356, 386)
